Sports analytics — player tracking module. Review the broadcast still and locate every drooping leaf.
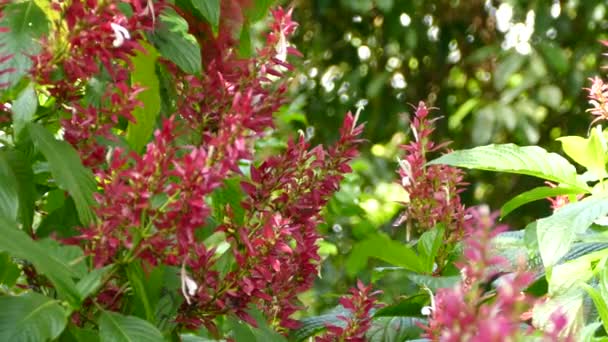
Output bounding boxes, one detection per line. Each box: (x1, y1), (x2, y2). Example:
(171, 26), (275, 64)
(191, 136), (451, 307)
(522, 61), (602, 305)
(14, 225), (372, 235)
(0, 292), (67, 342)
(0, 215), (81, 305)
(38, 238), (88, 278)
(0, 1), (50, 88)
(126, 261), (156, 322)
(36, 196), (80, 238)
(149, 8), (202, 74)
(501, 185), (585, 218)
(99, 311), (164, 342)
(428, 144), (589, 191)
(126, 42), (161, 153)
(27, 123), (96, 225)
(536, 195), (608, 268)
(346, 233), (426, 276)
(228, 310), (288, 342)
(290, 308), (349, 341)
(12, 83), (37, 139)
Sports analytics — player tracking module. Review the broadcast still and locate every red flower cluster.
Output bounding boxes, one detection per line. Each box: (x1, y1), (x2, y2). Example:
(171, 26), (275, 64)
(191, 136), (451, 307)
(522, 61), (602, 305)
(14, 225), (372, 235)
(396, 102), (468, 242)
(316, 280), (383, 342)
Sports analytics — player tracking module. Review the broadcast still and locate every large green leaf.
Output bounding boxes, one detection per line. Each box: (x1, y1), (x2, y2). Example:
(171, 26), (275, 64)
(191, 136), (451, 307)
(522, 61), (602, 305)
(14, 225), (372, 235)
(76, 265), (113, 300)
(536, 195), (608, 268)
(126, 261), (156, 323)
(367, 317), (424, 342)
(38, 238), (88, 278)
(12, 84), (37, 139)
(501, 185), (586, 218)
(428, 144), (589, 191)
(346, 233), (426, 276)
(0, 1), (49, 88)
(28, 123), (96, 225)
(149, 8), (202, 74)
(99, 311), (164, 342)
(0, 215), (81, 305)
(126, 42), (161, 153)
(0, 292), (67, 341)
(416, 225), (444, 273)
(0, 252), (20, 287)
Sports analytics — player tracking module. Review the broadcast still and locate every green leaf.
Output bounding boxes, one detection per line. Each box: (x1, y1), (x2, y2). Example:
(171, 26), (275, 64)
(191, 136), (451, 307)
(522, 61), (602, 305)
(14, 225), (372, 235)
(37, 196), (80, 238)
(493, 53), (525, 90)
(346, 233), (426, 276)
(532, 288), (584, 337)
(4, 149), (36, 232)
(0, 151), (19, 221)
(126, 42), (161, 153)
(148, 8), (202, 74)
(238, 20), (253, 58)
(12, 83), (37, 140)
(536, 195), (608, 268)
(537, 42), (569, 75)
(374, 293), (427, 317)
(28, 123), (96, 225)
(428, 144), (589, 191)
(0, 252), (20, 287)
(126, 262), (155, 322)
(0, 215), (81, 305)
(191, 0), (220, 32)
(245, 0), (274, 22)
(290, 308), (349, 341)
(38, 238), (87, 278)
(417, 225), (444, 273)
(61, 323), (101, 342)
(228, 310), (288, 342)
(99, 311), (164, 342)
(0, 292), (68, 341)
(405, 274), (460, 291)
(581, 283), (608, 334)
(211, 177), (246, 225)
(0, 1), (49, 88)
(501, 186), (585, 218)
(76, 265), (113, 300)
(558, 127), (607, 179)
(367, 317), (424, 342)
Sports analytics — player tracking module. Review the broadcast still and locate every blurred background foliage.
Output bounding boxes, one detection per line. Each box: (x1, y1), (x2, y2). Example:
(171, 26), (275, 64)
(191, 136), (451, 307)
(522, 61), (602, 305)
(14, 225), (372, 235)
(273, 0), (608, 314)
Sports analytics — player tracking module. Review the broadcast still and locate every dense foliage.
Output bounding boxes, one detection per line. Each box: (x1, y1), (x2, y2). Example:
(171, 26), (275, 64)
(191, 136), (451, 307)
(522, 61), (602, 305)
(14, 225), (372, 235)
(1, 0), (608, 341)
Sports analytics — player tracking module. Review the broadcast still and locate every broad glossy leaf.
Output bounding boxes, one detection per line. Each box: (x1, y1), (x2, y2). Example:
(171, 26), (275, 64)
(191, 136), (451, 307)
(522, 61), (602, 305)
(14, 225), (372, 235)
(290, 307), (350, 341)
(0, 215), (81, 305)
(374, 293), (427, 317)
(346, 233), (426, 276)
(428, 144), (589, 191)
(0, 292), (67, 341)
(148, 8), (201, 74)
(126, 42), (160, 153)
(536, 196), (608, 268)
(12, 84), (37, 139)
(0, 1), (49, 88)
(38, 238), (87, 278)
(28, 123), (96, 225)
(99, 311), (164, 342)
(501, 186), (585, 218)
